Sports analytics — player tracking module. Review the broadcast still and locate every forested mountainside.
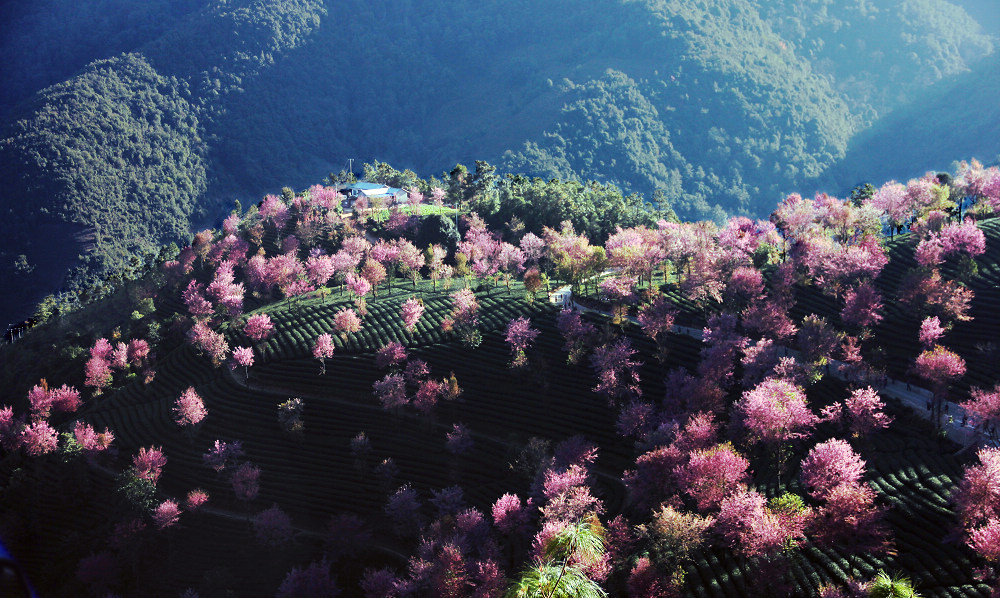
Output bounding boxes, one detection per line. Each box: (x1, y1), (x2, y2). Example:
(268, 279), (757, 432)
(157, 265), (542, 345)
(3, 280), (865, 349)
(832, 53), (1000, 188)
(0, 0), (996, 324)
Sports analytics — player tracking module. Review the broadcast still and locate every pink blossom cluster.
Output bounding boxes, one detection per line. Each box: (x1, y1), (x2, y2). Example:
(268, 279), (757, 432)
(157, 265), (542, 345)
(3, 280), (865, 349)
(244, 313), (275, 343)
(132, 446), (167, 485)
(231, 461), (261, 502)
(202, 439), (244, 473)
(312, 333), (335, 374)
(333, 308), (362, 337)
(373, 373), (407, 410)
(505, 317), (539, 368)
(375, 342), (408, 370)
(400, 297), (424, 333)
(589, 338), (643, 404)
(735, 377), (817, 445)
(27, 382), (81, 419)
(173, 387), (208, 427)
(187, 321), (229, 366)
(556, 309), (597, 365)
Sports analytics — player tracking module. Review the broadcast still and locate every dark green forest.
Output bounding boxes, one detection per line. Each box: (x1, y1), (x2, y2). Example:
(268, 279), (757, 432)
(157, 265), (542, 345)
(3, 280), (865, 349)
(0, 0), (996, 324)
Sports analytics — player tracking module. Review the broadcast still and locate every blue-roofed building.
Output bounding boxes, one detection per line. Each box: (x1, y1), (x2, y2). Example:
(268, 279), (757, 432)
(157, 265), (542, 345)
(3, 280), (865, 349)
(340, 182), (408, 206)
(343, 182), (388, 197)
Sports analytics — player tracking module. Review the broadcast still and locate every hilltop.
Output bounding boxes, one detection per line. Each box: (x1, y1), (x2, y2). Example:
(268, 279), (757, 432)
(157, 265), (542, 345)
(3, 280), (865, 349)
(2, 160), (1000, 596)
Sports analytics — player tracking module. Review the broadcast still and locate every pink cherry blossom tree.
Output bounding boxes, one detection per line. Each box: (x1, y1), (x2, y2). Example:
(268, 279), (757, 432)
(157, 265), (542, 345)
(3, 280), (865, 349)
(202, 439), (244, 473)
(495, 241), (526, 293)
(132, 446), (167, 485)
(231, 346), (254, 387)
(27, 382), (53, 420)
(153, 500), (182, 530)
(173, 387), (208, 429)
(590, 338), (643, 405)
(373, 373), (408, 411)
(954, 448), (1000, 575)
(244, 313), (275, 344)
(206, 261), (245, 319)
(305, 253), (336, 290)
(913, 344), (966, 427)
(811, 479), (886, 551)
(737, 377), (816, 444)
(20, 420), (58, 456)
(47, 384), (82, 415)
(840, 283), (884, 331)
(345, 272), (372, 314)
(622, 444), (683, 511)
(969, 519), (1000, 565)
(445, 423), (474, 455)
(492, 493), (531, 537)
(918, 316), (946, 349)
(375, 342), (408, 370)
(800, 439), (865, 501)
(385, 485), (423, 536)
(899, 268), (975, 325)
(333, 307), (362, 341)
(85, 338), (114, 394)
(796, 314), (841, 369)
(520, 232), (546, 266)
(182, 280), (214, 318)
(276, 561), (340, 598)
(395, 239), (425, 288)
(400, 297), (424, 335)
(442, 288), (480, 347)
(741, 339), (780, 387)
(742, 298), (798, 341)
(556, 309), (597, 365)
(185, 489), (209, 511)
(360, 259), (387, 297)
(252, 504), (293, 548)
(312, 333), (335, 375)
(188, 321), (229, 367)
(962, 383), (1000, 441)
(844, 387), (893, 438)
(0, 406), (23, 451)
(231, 461), (261, 504)
(412, 378), (444, 415)
(505, 316), (540, 368)
(715, 488), (809, 560)
(637, 295), (677, 349)
(73, 421), (114, 457)
(126, 339), (150, 369)
(956, 452), (1000, 572)
(870, 181), (912, 239)
(599, 275), (637, 323)
(675, 442), (750, 512)
(735, 377), (817, 486)
(724, 266), (765, 310)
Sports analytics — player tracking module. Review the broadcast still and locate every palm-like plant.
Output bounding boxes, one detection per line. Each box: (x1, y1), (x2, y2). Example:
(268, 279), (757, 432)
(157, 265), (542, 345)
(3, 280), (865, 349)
(868, 570), (920, 598)
(506, 520), (607, 598)
(506, 564), (605, 598)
